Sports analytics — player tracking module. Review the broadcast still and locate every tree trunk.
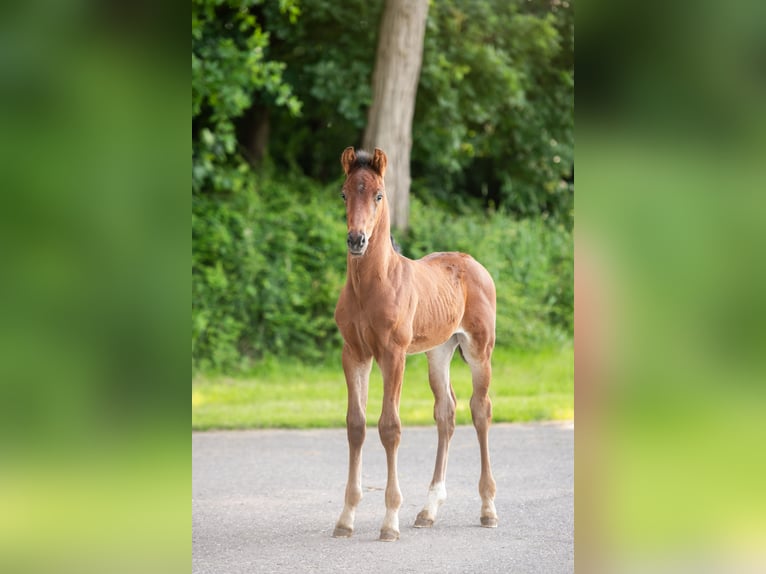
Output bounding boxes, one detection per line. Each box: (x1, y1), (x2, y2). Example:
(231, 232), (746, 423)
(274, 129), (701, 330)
(363, 0), (429, 232)
(246, 104), (270, 166)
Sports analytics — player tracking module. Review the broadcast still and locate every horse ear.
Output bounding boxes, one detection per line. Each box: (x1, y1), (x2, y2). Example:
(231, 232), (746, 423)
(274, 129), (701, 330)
(372, 148), (387, 178)
(341, 147), (356, 176)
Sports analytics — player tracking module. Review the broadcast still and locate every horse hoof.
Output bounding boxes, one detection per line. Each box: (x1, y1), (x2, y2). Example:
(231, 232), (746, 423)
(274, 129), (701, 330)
(413, 511), (434, 528)
(379, 527), (400, 541)
(333, 525), (353, 538)
(480, 516), (498, 528)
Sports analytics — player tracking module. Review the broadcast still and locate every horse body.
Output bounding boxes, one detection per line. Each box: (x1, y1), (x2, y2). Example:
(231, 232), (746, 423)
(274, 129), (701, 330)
(332, 147), (498, 541)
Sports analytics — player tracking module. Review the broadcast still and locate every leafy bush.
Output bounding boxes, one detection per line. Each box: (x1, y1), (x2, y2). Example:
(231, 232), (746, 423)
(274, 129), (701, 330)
(192, 174), (347, 372)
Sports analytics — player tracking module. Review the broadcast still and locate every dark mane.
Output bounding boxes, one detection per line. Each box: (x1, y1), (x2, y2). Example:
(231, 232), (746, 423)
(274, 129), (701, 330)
(390, 234), (402, 254)
(347, 149), (374, 173)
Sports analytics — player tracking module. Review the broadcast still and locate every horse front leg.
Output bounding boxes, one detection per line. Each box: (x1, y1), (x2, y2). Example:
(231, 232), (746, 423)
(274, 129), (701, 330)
(377, 349), (406, 541)
(333, 346), (372, 538)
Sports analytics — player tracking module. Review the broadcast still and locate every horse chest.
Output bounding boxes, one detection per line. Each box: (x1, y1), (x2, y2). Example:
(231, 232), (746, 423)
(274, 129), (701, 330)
(336, 293), (400, 347)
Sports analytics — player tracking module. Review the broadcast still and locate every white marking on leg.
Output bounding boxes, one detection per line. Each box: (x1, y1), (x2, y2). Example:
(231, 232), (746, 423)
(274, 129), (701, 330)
(425, 481), (447, 518)
(382, 508), (399, 534)
(338, 473), (362, 528)
(337, 505), (355, 530)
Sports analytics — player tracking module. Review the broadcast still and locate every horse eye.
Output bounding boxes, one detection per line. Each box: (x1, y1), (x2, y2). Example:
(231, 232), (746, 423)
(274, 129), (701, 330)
(376, 194), (383, 202)
(340, 192), (346, 201)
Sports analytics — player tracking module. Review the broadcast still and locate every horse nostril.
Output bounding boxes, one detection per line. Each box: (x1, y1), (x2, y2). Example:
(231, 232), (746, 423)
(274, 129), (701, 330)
(347, 231), (367, 252)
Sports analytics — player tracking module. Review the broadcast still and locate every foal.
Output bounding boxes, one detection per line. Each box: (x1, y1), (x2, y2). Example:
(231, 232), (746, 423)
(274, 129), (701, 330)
(332, 147), (498, 541)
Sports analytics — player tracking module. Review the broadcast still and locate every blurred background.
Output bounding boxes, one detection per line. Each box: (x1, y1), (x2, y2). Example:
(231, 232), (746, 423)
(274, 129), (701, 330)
(2, 1), (574, 572)
(0, 2), (188, 573)
(578, 0), (766, 571)
(2, 0), (764, 572)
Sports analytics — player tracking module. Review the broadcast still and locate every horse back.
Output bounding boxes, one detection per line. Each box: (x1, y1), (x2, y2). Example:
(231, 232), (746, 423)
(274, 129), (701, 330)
(416, 251), (496, 309)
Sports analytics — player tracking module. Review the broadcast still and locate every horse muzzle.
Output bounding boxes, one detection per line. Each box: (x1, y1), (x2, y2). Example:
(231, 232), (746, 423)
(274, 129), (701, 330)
(347, 231), (368, 256)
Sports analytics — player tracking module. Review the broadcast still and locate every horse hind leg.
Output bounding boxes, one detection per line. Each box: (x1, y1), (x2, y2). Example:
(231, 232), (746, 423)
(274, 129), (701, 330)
(415, 335), (459, 528)
(459, 333), (498, 528)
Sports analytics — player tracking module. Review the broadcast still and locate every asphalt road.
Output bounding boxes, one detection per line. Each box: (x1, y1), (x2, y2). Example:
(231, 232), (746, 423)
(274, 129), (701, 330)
(192, 422), (573, 574)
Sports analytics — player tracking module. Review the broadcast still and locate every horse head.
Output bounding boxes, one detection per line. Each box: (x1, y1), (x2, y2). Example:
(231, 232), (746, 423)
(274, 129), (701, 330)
(340, 147), (388, 256)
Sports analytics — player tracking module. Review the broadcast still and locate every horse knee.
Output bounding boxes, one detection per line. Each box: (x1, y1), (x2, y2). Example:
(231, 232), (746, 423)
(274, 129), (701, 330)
(470, 394), (493, 427)
(378, 417), (401, 449)
(434, 399), (456, 434)
(347, 413), (366, 448)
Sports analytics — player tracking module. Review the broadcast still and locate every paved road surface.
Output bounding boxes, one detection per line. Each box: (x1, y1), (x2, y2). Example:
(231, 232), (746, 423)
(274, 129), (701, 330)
(193, 422), (573, 573)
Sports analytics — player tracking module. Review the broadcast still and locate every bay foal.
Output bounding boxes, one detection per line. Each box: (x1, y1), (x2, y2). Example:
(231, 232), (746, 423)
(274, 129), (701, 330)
(332, 147), (498, 541)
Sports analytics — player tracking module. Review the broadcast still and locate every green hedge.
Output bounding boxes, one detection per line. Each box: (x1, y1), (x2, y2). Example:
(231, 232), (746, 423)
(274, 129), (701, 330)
(193, 174), (346, 372)
(192, 175), (572, 373)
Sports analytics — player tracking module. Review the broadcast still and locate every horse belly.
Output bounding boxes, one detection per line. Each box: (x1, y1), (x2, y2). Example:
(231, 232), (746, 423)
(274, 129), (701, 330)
(406, 297), (462, 354)
(406, 333), (455, 355)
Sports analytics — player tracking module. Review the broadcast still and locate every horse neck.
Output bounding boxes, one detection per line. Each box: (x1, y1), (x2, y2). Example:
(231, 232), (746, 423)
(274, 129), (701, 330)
(347, 203), (397, 294)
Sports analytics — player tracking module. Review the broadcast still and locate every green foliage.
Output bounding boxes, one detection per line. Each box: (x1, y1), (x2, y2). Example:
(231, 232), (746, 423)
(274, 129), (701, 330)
(192, 174), (347, 372)
(192, 0), (321, 372)
(260, 0), (573, 223)
(260, 0), (383, 180)
(192, 0), (301, 194)
(413, 0), (574, 223)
